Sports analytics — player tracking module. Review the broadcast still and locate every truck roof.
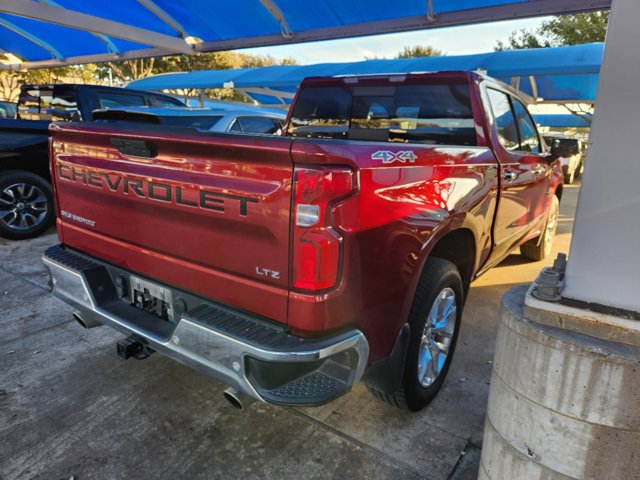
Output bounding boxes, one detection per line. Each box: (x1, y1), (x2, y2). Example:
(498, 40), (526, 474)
(300, 70), (521, 98)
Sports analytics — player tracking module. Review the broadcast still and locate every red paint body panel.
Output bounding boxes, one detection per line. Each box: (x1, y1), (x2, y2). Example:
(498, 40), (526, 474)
(49, 71), (563, 364)
(288, 140), (499, 360)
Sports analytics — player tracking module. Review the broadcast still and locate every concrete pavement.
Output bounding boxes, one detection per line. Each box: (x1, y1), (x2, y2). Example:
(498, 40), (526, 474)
(0, 182), (580, 480)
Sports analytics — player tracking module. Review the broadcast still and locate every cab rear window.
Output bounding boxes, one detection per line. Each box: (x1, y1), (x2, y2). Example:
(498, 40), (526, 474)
(287, 83), (476, 146)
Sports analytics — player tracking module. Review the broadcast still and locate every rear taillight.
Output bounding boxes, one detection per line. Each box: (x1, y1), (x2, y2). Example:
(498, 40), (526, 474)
(292, 166), (354, 291)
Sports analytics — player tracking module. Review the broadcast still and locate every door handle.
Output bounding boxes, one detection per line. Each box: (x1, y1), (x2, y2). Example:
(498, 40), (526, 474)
(503, 171), (517, 182)
(110, 138), (157, 158)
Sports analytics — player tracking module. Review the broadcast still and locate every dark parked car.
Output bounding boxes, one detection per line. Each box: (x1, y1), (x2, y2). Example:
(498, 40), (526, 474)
(0, 84), (185, 240)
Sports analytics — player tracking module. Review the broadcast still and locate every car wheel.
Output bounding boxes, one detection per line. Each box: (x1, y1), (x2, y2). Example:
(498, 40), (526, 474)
(0, 171), (54, 240)
(521, 195), (559, 261)
(368, 257), (463, 411)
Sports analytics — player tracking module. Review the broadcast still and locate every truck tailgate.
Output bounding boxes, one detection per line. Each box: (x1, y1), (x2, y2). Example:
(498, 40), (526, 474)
(50, 123), (293, 323)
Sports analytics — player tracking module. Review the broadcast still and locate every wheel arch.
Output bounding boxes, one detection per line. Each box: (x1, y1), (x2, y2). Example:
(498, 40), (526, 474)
(425, 227), (476, 298)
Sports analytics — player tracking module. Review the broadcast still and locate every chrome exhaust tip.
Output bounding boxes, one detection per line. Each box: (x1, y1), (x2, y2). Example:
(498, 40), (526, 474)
(72, 312), (101, 329)
(223, 387), (256, 411)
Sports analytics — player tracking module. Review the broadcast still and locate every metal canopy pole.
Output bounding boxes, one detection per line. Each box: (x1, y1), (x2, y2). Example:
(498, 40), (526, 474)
(561, 0), (640, 312)
(0, 16), (63, 60)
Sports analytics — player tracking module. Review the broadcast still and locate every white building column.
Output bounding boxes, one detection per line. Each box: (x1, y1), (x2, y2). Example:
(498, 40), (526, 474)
(480, 2), (640, 477)
(562, 0), (640, 311)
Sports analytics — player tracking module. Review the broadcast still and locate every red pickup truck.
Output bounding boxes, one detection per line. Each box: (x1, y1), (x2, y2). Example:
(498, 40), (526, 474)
(43, 72), (562, 411)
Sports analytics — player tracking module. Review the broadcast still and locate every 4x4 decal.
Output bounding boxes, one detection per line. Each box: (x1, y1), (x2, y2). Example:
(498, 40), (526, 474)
(371, 150), (418, 164)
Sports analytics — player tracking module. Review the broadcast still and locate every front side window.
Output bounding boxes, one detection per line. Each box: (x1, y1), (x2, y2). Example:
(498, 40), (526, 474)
(487, 88), (519, 151)
(288, 82), (476, 146)
(512, 100), (541, 153)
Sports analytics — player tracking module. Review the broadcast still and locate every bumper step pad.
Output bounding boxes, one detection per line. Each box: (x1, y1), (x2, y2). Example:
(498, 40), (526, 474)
(263, 371), (346, 404)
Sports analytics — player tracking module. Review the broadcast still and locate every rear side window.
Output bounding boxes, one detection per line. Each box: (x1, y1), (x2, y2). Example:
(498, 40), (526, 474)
(17, 89), (46, 120)
(97, 92), (146, 109)
(287, 83), (476, 146)
(486, 89), (519, 151)
(17, 88), (80, 122)
(512, 100), (541, 153)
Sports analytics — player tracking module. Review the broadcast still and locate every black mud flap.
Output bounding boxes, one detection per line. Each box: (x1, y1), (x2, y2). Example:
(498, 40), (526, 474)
(361, 323), (410, 395)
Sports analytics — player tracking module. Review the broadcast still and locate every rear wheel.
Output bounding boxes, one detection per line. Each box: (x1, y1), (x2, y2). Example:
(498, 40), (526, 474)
(0, 171), (54, 240)
(368, 258), (463, 411)
(521, 195), (559, 261)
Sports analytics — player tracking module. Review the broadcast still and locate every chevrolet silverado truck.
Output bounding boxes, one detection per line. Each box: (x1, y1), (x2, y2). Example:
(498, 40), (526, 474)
(43, 72), (562, 411)
(0, 84), (184, 240)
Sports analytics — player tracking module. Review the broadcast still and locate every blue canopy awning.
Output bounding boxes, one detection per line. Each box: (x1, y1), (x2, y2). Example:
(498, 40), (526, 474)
(128, 43), (604, 106)
(533, 113), (592, 128)
(0, 0), (609, 70)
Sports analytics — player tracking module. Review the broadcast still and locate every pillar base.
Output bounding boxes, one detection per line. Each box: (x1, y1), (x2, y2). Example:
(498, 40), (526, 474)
(480, 286), (640, 479)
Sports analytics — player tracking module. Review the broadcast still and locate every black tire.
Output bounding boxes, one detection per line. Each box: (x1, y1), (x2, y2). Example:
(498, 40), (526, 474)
(521, 195), (559, 261)
(0, 170), (54, 240)
(368, 257), (463, 411)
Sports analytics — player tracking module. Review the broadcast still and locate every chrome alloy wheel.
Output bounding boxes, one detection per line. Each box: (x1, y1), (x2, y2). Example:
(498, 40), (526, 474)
(0, 183), (48, 231)
(417, 287), (457, 387)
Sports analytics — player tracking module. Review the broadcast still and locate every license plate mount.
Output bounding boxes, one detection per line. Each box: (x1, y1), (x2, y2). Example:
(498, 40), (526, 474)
(130, 275), (174, 322)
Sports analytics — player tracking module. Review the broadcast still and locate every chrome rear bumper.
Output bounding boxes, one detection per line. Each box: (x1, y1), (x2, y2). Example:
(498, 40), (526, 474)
(43, 245), (369, 407)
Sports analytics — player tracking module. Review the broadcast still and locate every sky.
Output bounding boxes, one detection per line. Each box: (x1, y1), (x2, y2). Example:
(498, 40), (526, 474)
(241, 17), (549, 64)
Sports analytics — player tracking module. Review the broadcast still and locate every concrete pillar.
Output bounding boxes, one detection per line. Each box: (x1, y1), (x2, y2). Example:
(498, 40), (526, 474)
(562, 0), (640, 311)
(480, 286), (640, 479)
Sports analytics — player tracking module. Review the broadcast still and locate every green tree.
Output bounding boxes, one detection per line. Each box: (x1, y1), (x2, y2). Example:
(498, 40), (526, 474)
(396, 45), (443, 58)
(495, 11), (609, 50)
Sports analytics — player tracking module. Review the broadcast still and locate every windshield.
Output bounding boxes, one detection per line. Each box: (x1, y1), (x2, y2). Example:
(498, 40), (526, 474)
(287, 83), (476, 146)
